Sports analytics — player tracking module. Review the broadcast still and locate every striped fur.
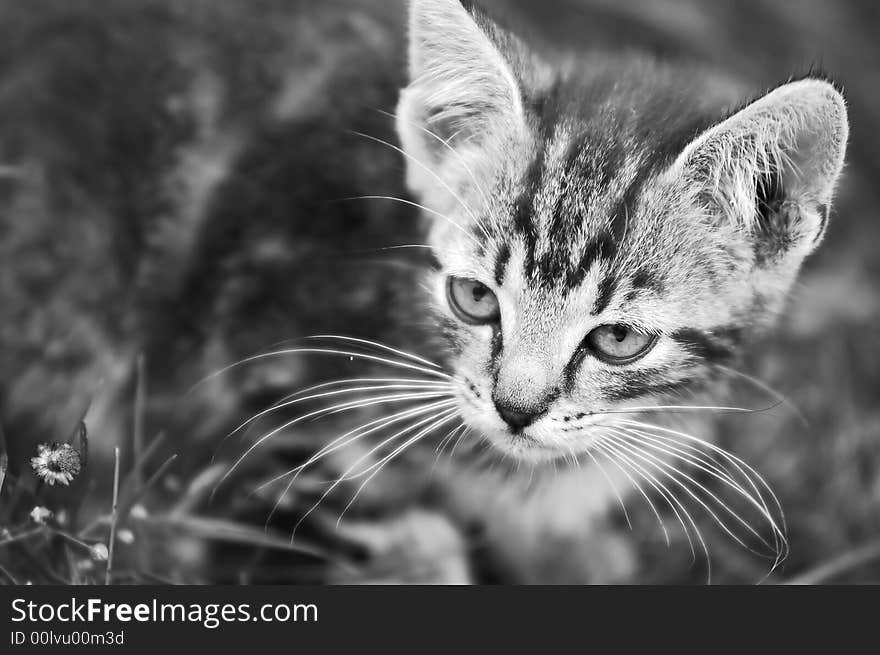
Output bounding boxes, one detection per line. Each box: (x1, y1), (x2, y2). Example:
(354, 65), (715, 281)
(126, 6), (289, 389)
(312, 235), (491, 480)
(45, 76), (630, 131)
(397, 0), (848, 463)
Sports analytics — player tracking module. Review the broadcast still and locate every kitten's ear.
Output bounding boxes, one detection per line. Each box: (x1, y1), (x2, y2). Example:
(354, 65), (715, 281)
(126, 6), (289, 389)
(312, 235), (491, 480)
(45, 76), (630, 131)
(672, 79), (848, 264)
(396, 0), (526, 201)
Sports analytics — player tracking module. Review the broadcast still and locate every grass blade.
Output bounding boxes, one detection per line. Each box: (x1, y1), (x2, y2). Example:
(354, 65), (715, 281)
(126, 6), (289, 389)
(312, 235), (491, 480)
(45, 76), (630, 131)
(133, 353), (146, 489)
(105, 447), (121, 585)
(0, 422), (7, 498)
(141, 514), (333, 563)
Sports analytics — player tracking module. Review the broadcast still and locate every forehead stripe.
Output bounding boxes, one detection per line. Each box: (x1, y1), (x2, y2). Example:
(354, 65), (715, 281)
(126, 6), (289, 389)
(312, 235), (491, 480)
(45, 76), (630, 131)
(511, 141), (548, 240)
(631, 268), (664, 293)
(573, 231), (616, 278)
(509, 151), (544, 279)
(493, 241), (511, 286)
(591, 274), (618, 315)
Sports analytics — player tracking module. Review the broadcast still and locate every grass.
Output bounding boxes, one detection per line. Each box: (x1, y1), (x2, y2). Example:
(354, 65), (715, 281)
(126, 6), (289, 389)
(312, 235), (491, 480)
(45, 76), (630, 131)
(0, 362), (336, 585)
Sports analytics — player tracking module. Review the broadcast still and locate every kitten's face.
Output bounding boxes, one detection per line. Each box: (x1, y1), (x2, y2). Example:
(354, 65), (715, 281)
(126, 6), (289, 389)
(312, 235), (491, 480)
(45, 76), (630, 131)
(397, 0), (848, 463)
(423, 119), (751, 462)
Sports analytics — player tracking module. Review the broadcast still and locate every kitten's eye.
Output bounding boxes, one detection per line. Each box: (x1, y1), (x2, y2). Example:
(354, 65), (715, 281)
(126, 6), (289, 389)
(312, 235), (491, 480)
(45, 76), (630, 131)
(447, 277), (500, 325)
(585, 324), (657, 364)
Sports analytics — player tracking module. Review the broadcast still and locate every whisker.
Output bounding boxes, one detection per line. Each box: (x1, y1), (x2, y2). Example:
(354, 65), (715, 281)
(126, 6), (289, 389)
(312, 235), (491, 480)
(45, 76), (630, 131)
(286, 377), (452, 402)
(193, 346), (453, 392)
(611, 424), (763, 504)
(428, 421), (465, 480)
(562, 442), (580, 471)
(326, 407), (459, 485)
(609, 424), (788, 570)
(253, 399), (459, 494)
(215, 390), (454, 494)
(291, 407), (458, 537)
(582, 441), (632, 530)
(592, 435), (675, 549)
(262, 401), (458, 528)
(295, 399), (458, 481)
(285, 377), (452, 399)
(608, 428), (787, 568)
(376, 243), (432, 250)
(617, 417), (787, 561)
(228, 381), (452, 438)
(434, 421), (465, 457)
(302, 335), (443, 370)
(448, 424), (472, 460)
(616, 426), (786, 567)
(335, 410), (460, 524)
(211, 375), (450, 456)
(348, 131), (489, 239)
(317, 390), (454, 420)
(374, 107), (493, 211)
(340, 195), (482, 246)
(603, 429), (777, 557)
(715, 364), (808, 427)
(594, 438), (701, 564)
(592, 401), (784, 416)
(594, 437), (707, 573)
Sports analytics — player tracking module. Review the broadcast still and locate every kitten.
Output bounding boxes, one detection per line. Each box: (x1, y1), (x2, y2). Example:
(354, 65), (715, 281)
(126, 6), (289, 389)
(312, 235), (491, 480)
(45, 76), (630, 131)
(0, 0), (849, 584)
(385, 0), (848, 582)
(247, 0), (848, 583)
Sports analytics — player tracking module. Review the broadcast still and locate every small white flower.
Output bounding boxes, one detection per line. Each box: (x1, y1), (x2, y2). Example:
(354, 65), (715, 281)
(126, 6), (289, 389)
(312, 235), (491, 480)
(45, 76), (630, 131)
(129, 504), (148, 520)
(90, 543), (109, 561)
(30, 443), (82, 486)
(117, 529), (135, 545)
(29, 506), (53, 525)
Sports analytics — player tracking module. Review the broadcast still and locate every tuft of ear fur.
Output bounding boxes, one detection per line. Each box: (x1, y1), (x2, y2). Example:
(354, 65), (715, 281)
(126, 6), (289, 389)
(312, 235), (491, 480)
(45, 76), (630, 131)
(672, 79), (848, 265)
(396, 0), (526, 204)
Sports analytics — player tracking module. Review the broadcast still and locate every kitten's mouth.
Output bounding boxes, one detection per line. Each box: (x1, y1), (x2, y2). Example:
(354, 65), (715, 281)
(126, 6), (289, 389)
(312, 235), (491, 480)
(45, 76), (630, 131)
(457, 385), (560, 461)
(506, 429), (539, 445)
(481, 426), (560, 463)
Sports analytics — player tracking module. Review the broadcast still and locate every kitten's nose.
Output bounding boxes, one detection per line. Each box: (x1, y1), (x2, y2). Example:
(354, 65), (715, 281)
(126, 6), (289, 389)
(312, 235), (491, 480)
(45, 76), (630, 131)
(494, 401), (544, 431)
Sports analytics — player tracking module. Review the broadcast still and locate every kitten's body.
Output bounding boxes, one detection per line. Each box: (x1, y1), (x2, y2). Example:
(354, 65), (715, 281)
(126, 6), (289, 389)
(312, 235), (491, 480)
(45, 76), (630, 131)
(0, 0), (851, 583)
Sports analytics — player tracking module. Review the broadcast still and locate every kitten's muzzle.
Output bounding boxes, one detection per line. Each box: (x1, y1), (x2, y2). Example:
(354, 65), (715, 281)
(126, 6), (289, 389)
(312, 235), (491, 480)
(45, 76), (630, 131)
(491, 343), (561, 432)
(493, 400), (546, 432)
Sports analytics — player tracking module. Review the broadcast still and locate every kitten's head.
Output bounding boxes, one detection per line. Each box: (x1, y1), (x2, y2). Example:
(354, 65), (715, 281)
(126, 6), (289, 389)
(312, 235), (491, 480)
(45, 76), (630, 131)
(396, 0), (848, 462)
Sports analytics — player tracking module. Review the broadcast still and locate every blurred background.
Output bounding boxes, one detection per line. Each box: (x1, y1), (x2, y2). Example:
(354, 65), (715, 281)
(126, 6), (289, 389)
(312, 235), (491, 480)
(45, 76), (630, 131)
(0, 0), (877, 584)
